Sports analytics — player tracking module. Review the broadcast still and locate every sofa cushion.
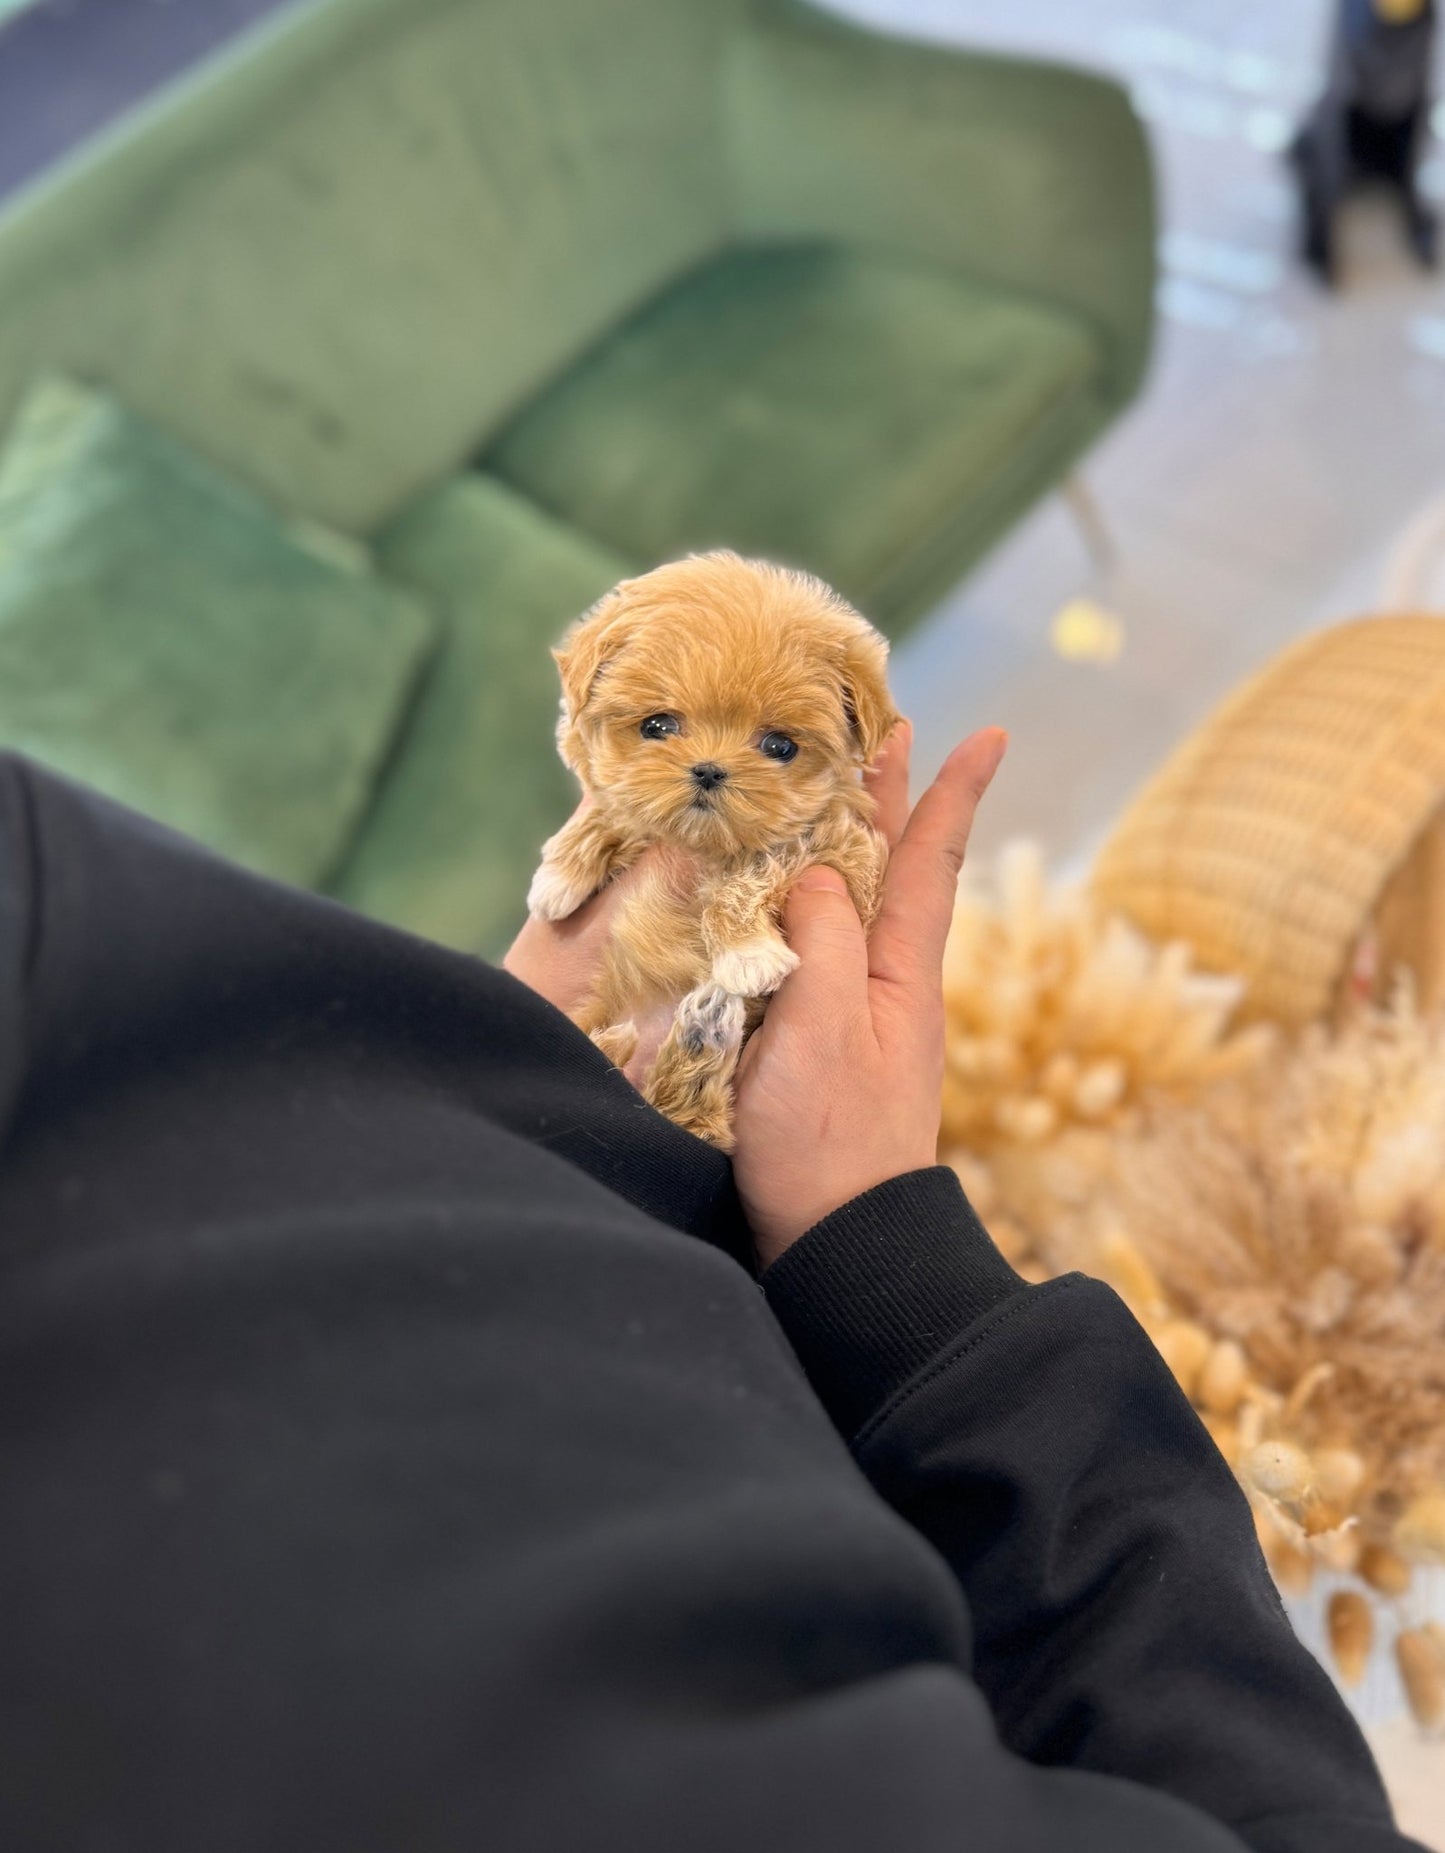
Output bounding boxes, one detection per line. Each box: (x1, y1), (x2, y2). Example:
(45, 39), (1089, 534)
(0, 375), (436, 889)
(484, 243), (1104, 632)
(331, 474), (629, 956)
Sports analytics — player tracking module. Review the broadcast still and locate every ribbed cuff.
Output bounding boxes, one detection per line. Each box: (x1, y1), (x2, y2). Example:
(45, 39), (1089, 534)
(760, 1165), (1030, 1439)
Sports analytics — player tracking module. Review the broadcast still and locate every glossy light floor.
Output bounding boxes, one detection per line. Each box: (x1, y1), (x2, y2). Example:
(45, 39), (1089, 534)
(857, 0), (1445, 881)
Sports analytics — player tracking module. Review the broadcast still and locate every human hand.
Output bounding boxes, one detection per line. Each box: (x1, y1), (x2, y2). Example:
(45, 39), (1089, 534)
(732, 722), (1007, 1269)
(503, 800), (619, 1014)
(502, 806), (677, 1086)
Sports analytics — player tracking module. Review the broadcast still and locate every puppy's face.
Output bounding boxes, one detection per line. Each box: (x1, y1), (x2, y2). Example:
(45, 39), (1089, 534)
(553, 554), (897, 856)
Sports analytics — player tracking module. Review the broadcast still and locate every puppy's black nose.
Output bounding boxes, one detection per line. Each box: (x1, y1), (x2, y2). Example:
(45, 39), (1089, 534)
(690, 762), (728, 791)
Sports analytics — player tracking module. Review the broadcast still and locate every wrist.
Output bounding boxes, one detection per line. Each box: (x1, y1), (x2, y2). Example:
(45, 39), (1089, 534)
(760, 1166), (1032, 1436)
(748, 1147), (940, 1267)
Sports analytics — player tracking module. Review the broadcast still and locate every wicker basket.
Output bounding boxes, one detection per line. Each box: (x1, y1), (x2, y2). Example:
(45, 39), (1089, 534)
(1092, 615), (1445, 1026)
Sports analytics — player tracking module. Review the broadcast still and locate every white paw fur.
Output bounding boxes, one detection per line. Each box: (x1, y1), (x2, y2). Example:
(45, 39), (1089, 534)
(712, 935), (800, 998)
(527, 860), (594, 923)
(675, 983), (747, 1057)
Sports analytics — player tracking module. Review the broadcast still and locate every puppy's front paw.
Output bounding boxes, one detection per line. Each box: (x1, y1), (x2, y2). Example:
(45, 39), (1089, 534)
(676, 982), (747, 1057)
(527, 860), (595, 923)
(712, 936), (800, 998)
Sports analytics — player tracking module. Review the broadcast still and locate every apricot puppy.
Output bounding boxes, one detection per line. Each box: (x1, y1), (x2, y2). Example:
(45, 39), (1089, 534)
(527, 551), (898, 1150)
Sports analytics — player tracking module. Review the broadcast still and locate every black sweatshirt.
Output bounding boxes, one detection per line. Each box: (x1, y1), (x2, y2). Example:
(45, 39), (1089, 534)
(0, 753), (1422, 1853)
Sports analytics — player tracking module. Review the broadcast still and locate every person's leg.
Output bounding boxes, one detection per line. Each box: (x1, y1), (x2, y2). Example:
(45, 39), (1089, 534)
(1290, 102), (1349, 282)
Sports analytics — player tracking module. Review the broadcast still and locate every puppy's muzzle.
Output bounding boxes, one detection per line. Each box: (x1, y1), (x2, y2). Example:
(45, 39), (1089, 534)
(692, 763), (729, 800)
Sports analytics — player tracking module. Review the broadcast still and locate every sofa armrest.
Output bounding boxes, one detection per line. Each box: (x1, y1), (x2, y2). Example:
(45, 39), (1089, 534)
(726, 0), (1158, 407)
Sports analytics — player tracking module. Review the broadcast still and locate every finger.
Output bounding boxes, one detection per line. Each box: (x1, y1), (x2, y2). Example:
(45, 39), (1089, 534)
(764, 865), (870, 1034)
(501, 903), (603, 1011)
(868, 729), (1007, 995)
(502, 827), (653, 1006)
(862, 719), (912, 850)
(509, 850), (616, 962)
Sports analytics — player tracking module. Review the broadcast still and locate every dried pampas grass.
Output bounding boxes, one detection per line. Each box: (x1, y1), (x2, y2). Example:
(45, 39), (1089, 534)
(940, 842), (1272, 1154)
(939, 845), (1445, 1719)
(1095, 993), (1445, 1564)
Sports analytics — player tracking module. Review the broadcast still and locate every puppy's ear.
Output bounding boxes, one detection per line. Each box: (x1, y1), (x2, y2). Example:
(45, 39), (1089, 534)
(839, 621), (900, 765)
(552, 587), (635, 721)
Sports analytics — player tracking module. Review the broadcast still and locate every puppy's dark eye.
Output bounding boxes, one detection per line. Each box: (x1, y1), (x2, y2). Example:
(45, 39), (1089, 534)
(759, 732), (798, 763)
(640, 713), (681, 740)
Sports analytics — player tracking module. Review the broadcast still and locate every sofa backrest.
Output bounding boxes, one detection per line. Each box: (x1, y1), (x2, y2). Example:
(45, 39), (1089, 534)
(0, 0), (738, 530)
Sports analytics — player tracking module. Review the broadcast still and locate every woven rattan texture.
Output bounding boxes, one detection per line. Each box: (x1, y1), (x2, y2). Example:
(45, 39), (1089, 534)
(1091, 616), (1445, 1025)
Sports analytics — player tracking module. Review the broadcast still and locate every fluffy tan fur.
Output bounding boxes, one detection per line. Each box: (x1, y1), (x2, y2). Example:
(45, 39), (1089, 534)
(528, 552), (898, 1148)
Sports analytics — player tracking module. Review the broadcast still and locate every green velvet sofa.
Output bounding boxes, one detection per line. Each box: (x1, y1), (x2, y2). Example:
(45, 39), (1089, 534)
(0, 0), (1156, 954)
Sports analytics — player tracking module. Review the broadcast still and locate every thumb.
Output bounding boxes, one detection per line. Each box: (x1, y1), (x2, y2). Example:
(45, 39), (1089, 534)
(773, 866), (869, 1022)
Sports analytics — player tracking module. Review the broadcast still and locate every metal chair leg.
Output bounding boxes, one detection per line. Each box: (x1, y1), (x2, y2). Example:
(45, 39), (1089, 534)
(1062, 474), (1120, 577)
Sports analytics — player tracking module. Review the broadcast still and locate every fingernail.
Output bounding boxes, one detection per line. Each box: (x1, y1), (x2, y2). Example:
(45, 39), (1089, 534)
(983, 728), (1008, 773)
(794, 866), (847, 895)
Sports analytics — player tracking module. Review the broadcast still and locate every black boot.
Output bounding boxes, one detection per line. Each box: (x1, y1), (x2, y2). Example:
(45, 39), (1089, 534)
(1405, 187), (1440, 266)
(1288, 124), (1339, 284)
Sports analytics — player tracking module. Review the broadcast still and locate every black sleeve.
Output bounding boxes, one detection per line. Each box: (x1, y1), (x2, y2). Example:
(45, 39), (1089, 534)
(0, 754), (1423, 1853)
(764, 1167), (1423, 1853)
